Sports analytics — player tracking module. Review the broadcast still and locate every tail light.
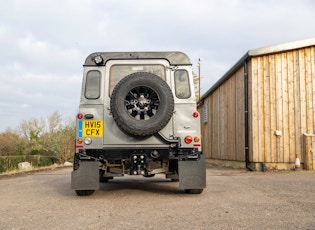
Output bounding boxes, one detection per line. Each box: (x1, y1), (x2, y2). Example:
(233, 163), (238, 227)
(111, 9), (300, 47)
(193, 112), (199, 118)
(184, 136), (193, 144)
(77, 113), (83, 119)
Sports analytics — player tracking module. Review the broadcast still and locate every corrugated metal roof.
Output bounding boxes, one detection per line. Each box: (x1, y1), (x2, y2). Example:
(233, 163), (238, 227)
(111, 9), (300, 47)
(199, 37), (315, 103)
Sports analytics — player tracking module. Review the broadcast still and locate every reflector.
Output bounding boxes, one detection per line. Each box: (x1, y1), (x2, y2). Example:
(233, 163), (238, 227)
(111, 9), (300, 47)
(84, 138), (92, 145)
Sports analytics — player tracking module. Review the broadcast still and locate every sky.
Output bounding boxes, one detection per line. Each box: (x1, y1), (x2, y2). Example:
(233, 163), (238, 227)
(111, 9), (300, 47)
(1, 0), (315, 132)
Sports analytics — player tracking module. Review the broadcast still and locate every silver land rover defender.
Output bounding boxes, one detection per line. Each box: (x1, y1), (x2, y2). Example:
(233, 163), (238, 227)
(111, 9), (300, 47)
(71, 52), (206, 196)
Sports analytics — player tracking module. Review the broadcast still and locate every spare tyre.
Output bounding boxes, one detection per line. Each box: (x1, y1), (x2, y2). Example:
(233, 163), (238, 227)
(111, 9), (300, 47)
(110, 72), (174, 136)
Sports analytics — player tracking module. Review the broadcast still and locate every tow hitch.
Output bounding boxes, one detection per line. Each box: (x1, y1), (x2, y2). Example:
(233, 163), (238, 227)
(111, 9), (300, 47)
(130, 154), (147, 175)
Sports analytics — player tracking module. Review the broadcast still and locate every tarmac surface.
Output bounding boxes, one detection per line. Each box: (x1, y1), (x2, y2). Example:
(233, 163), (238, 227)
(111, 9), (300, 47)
(0, 165), (314, 229)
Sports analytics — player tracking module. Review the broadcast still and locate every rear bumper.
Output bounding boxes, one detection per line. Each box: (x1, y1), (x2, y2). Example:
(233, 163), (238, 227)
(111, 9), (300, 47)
(77, 147), (200, 161)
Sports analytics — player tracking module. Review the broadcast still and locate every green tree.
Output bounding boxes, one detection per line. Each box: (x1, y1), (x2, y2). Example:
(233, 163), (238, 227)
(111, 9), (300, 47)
(19, 118), (45, 155)
(39, 112), (75, 162)
(192, 71), (200, 101)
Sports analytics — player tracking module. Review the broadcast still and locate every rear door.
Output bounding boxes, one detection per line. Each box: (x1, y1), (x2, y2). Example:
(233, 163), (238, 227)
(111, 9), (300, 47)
(102, 59), (175, 147)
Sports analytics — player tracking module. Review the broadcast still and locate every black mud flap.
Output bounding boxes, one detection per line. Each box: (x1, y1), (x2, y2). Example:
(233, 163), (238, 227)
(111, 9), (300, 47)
(71, 161), (99, 190)
(178, 154), (206, 190)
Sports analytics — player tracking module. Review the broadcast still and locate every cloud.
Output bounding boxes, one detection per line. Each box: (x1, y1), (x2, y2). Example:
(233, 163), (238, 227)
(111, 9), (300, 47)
(0, 0), (315, 131)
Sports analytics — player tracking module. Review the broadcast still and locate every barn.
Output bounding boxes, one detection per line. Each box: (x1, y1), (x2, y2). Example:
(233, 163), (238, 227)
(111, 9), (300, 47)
(198, 37), (315, 170)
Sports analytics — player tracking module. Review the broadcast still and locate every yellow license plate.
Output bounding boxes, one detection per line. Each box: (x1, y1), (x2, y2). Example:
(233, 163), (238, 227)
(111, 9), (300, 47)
(83, 120), (103, 137)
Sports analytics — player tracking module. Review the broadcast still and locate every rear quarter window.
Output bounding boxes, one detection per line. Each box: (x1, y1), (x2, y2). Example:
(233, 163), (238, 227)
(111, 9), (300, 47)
(174, 70), (191, 99)
(85, 70), (101, 99)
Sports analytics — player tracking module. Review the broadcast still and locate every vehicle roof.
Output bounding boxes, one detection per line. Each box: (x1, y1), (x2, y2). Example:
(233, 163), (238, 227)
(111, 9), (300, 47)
(84, 51), (192, 66)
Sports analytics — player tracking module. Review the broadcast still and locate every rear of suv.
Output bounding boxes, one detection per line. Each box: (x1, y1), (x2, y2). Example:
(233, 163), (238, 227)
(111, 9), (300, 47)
(71, 52), (206, 196)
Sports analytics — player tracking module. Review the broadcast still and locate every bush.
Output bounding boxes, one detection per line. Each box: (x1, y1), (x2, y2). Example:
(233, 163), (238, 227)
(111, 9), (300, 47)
(0, 155), (58, 173)
(0, 130), (27, 156)
(0, 111), (76, 172)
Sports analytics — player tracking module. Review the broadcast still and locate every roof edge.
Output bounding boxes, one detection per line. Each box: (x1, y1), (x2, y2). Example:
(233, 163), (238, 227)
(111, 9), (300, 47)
(84, 51), (192, 66)
(199, 52), (249, 102)
(248, 37), (315, 56)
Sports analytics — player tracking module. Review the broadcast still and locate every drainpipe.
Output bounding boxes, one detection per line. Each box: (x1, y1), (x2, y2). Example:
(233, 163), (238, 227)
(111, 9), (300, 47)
(244, 60), (255, 171)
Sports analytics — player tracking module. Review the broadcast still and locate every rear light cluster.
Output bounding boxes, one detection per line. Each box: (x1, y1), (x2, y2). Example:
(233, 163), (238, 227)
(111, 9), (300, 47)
(184, 112), (201, 146)
(184, 135), (201, 146)
(76, 113), (83, 147)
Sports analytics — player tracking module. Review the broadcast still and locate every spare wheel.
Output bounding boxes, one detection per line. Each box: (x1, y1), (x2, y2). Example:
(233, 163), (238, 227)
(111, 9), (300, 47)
(110, 72), (174, 136)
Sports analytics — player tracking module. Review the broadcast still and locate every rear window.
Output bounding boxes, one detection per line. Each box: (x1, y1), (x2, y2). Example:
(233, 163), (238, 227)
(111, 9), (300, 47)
(85, 70), (101, 99)
(109, 65), (165, 95)
(174, 70), (191, 99)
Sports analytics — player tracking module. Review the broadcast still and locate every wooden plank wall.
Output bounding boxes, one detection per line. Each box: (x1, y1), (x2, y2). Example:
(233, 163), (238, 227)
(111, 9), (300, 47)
(199, 67), (245, 161)
(250, 47), (315, 163)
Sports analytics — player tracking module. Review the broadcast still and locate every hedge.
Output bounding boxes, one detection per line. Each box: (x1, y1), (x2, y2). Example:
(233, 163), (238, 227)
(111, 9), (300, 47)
(0, 155), (59, 173)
